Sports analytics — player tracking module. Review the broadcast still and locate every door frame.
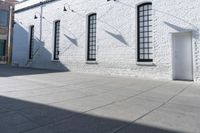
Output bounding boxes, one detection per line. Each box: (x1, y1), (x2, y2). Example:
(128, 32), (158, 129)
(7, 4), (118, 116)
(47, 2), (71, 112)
(171, 31), (194, 81)
(0, 40), (6, 56)
(0, 39), (7, 63)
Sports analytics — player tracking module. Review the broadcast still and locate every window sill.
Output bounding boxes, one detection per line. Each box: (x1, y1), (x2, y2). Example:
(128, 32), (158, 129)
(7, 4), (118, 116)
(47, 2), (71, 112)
(136, 62), (155, 66)
(51, 59), (60, 62)
(86, 61), (98, 64)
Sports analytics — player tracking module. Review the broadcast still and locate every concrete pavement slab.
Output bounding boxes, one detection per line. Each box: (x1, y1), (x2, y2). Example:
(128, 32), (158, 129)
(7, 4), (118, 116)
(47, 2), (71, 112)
(0, 111), (39, 133)
(0, 65), (200, 133)
(24, 113), (128, 133)
(20, 90), (93, 105)
(86, 97), (163, 122)
(51, 93), (128, 112)
(132, 108), (200, 133)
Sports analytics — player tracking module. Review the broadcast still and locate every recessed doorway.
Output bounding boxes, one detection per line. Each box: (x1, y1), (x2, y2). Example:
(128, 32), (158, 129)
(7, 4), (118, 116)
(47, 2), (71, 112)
(172, 32), (193, 81)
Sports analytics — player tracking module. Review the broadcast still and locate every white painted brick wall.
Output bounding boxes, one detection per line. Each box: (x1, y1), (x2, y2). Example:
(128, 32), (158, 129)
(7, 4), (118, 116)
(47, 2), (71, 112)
(12, 0), (200, 82)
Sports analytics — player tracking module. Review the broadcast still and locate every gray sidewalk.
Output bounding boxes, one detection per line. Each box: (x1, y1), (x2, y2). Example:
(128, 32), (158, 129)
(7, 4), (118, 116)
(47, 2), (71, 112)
(0, 65), (200, 133)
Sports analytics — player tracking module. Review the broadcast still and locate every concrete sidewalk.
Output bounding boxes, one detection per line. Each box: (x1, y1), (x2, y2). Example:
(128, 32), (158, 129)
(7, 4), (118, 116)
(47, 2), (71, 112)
(0, 65), (200, 133)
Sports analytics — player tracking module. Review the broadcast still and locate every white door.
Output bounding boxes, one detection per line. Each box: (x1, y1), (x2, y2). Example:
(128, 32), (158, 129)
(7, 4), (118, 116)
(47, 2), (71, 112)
(173, 32), (193, 81)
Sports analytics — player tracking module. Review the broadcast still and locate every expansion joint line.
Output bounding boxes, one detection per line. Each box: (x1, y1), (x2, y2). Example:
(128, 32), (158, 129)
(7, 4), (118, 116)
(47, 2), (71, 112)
(111, 83), (193, 133)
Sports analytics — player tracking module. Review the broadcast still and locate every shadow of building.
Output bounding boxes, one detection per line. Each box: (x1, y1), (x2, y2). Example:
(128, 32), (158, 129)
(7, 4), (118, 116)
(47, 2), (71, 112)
(0, 95), (183, 133)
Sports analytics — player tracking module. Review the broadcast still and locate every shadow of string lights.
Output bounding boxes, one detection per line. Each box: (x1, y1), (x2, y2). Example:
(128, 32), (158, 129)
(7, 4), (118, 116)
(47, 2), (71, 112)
(42, 1), (121, 55)
(15, 0), (200, 40)
(61, 1), (122, 37)
(115, 1), (199, 32)
(15, 0), (120, 42)
(14, 0), (127, 57)
(16, 0), (199, 57)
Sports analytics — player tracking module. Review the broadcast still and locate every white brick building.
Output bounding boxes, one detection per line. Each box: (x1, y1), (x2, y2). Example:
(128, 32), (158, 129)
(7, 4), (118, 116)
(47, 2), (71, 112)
(12, 0), (200, 82)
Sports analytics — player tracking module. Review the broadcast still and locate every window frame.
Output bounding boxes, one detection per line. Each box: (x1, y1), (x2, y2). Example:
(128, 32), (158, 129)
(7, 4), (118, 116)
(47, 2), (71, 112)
(0, 10), (9, 27)
(0, 40), (6, 56)
(137, 2), (153, 62)
(29, 25), (34, 60)
(87, 13), (97, 61)
(53, 20), (60, 61)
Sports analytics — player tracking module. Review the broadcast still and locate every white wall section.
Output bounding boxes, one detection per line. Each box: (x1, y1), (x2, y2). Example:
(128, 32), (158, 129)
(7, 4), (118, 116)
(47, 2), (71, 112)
(12, 0), (200, 82)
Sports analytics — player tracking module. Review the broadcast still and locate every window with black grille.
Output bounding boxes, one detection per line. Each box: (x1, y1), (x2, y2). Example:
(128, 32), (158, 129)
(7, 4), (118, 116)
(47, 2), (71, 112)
(87, 13), (97, 61)
(137, 3), (153, 62)
(54, 20), (60, 60)
(29, 26), (34, 60)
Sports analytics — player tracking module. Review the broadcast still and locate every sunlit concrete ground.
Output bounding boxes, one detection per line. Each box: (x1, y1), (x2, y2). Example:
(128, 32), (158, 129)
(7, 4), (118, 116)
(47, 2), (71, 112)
(0, 65), (200, 133)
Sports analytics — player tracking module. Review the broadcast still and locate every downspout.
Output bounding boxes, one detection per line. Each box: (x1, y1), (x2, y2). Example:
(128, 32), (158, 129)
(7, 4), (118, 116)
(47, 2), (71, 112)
(39, 1), (43, 41)
(7, 5), (13, 65)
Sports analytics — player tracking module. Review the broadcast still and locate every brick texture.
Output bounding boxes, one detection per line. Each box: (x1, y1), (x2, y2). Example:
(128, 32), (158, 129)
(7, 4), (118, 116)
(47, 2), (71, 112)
(12, 0), (200, 82)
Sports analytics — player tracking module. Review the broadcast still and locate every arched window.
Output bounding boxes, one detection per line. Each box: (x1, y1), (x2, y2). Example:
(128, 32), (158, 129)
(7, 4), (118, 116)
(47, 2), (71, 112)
(137, 3), (153, 62)
(87, 13), (97, 61)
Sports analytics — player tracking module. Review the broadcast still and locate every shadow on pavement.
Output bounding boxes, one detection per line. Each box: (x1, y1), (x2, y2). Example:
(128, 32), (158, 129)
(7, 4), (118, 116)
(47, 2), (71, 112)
(0, 95), (182, 133)
(0, 65), (67, 77)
